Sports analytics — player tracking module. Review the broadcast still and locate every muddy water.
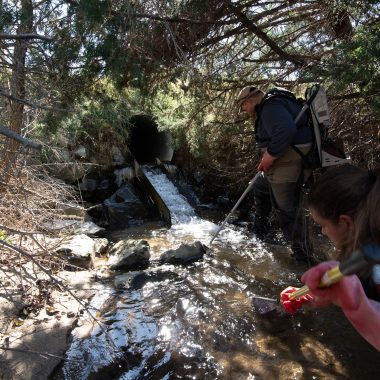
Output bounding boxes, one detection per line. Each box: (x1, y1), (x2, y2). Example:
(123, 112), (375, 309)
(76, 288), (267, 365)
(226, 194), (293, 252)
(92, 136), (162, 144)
(53, 167), (380, 380)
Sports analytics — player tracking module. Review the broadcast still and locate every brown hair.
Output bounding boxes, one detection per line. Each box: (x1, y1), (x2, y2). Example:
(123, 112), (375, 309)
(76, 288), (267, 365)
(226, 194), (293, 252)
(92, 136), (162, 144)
(308, 164), (379, 257)
(354, 168), (380, 249)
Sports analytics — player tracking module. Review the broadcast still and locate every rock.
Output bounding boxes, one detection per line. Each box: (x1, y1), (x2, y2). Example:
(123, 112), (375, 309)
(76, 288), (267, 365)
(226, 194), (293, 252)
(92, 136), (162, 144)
(160, 241), (207, 264)
(114, 271), (144, 288)
(93, 238), (109, 256)
(73, 145), (87, 159)
(40, 220), (105, 237)
(41, 219), (78, 233)
(114, 268), (177, 289)
(79, 178), (98, 192)
(104, 185), (149, 228)
(107, 239), (150, 270)
(55, 147), (71, 162)
(217, 195), (230, 205)
(72, 221), (106, 237)
(55, 234), (96, 269)
(114, 166), (135, 187)
(0, 269), (102, 380)
(58, 202), (86, 218)
(62, 164), (86, 183)
(111, 146), (125, 165)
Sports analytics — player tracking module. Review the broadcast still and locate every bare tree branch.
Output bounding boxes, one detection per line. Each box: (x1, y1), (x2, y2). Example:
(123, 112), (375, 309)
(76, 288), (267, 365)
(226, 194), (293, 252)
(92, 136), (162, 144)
(0, 33), (53, 42)
(0, 90), (72, 113)
(135, 12), (234, 25)
(0, 126), (42, 150)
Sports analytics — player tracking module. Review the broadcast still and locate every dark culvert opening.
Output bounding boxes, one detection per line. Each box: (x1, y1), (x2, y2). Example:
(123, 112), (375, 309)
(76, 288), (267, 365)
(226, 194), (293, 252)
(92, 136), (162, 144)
(129, 114), (173, 164)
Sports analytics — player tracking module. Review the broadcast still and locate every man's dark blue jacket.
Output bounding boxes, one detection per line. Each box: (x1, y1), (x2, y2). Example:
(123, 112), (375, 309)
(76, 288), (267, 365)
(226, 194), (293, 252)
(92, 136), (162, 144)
(255, 96), (313, 157)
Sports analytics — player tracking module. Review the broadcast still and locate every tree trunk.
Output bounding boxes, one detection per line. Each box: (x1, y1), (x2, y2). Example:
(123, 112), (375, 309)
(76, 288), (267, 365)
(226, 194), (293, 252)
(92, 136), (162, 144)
(1, 0), (33, 186)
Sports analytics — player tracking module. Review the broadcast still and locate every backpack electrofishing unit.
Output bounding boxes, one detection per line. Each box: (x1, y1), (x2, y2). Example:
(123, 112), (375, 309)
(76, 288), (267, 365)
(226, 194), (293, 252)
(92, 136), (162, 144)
(261, 84), (350, 169)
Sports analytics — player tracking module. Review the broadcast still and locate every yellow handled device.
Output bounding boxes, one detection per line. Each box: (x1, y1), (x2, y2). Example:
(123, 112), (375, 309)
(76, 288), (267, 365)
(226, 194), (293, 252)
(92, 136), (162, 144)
(289, 265), (344, 300)
(288, 246), (380, 300)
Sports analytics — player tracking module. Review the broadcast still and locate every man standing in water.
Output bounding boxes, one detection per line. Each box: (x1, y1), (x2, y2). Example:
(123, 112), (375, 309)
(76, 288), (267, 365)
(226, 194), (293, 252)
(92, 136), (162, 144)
(236, 86), (313, 262)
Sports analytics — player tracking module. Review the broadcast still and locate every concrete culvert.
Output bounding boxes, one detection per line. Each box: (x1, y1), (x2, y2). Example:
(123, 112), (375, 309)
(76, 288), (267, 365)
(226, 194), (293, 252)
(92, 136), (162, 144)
(129, 114), (173, 164)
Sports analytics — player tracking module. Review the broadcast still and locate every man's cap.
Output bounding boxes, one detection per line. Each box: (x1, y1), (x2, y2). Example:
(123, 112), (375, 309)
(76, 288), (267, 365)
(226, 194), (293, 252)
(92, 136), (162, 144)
(236, 86), (262, 109)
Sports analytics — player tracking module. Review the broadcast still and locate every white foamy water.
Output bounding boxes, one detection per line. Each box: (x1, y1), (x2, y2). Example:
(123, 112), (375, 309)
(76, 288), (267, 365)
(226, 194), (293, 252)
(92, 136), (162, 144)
(142, 166), (250, 247)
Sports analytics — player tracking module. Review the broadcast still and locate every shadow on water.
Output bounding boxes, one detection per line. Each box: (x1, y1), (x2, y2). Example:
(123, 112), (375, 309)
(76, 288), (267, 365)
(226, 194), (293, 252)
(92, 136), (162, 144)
(51, 167), (380, 380)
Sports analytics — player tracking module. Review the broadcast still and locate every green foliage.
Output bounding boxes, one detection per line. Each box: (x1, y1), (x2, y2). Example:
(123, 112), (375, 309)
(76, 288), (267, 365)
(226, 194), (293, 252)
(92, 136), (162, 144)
(0, 230), (11, 244)
(304, 22), (380, 117)
(149, 83), (192, 148)
(0, 1), (14, 30)
(1, 0), (378, 182)
(37, 79), (141, 147)
(333, 25), (379, 92)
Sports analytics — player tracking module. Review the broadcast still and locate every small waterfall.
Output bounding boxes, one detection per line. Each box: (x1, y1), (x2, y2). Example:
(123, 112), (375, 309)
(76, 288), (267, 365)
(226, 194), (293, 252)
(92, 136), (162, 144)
(142, 166), (249, 247)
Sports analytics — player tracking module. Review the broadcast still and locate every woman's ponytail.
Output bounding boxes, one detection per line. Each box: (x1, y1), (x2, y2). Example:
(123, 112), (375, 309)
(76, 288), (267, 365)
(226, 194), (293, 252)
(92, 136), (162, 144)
(354, 167), (380, 249)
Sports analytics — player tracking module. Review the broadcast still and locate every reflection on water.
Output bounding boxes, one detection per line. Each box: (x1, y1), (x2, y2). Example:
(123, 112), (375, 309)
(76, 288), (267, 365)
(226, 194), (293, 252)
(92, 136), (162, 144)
(53, 167), (380, 380)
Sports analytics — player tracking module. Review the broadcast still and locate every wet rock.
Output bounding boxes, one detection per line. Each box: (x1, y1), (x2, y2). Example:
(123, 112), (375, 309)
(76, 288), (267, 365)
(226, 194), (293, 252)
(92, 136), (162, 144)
(251, 295), (283, 315)
(114, 268), (178, 289)
(160, 241), (207, 264)
(114, 271), (148, 289)
(108, 239), (150, 270)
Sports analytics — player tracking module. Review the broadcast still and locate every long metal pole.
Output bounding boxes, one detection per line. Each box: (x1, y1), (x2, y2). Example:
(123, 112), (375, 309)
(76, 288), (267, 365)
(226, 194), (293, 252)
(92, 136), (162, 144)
(209, 171), (262, 245)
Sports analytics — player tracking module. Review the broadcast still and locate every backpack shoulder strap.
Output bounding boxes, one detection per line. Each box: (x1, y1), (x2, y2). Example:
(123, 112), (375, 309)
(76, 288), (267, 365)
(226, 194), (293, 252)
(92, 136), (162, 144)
(261, 87), (304, 108)
(259, 87), (308, 129)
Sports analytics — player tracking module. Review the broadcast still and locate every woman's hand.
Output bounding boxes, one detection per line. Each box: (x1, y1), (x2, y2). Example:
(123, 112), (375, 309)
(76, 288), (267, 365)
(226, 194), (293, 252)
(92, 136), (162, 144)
(301, 261), (363, 313)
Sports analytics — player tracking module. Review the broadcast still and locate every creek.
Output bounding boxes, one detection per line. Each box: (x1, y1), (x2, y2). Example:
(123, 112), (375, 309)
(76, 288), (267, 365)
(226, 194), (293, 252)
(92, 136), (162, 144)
(52, 166), (380, 380)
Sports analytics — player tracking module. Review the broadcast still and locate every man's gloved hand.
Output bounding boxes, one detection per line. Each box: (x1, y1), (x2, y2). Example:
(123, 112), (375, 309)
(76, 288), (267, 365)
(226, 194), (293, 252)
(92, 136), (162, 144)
(257, 150), (276, 172)
(280, 286), (313, 314)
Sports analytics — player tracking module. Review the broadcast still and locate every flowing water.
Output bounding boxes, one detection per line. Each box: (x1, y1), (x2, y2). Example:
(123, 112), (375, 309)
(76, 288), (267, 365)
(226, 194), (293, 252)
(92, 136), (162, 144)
(52, 166), (380, 380)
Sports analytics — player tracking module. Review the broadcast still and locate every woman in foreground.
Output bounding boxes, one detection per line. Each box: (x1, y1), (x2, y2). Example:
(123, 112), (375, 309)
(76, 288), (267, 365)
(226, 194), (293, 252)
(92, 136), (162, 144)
(302, 164), (380, 350)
